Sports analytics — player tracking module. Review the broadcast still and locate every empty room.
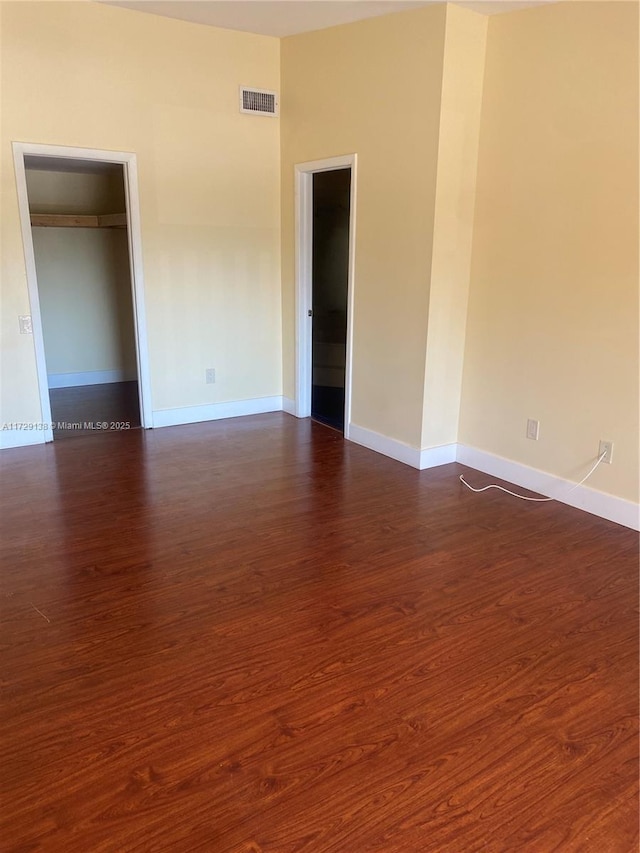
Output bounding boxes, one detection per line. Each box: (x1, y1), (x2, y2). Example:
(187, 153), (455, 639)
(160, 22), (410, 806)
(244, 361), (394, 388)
(1, 1), (638, 850)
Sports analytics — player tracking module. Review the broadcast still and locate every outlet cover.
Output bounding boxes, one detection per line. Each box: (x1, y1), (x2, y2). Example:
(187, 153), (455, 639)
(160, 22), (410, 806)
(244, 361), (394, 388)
(526, 418), (540, 441)
(205, 368), (216, 384)
(598, 440), (613, 464)
(18, 315), (32, 335)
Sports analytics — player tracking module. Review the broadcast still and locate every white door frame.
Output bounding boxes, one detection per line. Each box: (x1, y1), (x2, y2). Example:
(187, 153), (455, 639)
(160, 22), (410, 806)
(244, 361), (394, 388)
(12, 142), (152, 440)
(294, 154), (357, 438)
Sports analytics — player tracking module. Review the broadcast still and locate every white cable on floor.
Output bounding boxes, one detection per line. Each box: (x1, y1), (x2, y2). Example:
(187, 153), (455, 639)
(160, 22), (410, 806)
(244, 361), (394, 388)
(459, 450), (608, 503)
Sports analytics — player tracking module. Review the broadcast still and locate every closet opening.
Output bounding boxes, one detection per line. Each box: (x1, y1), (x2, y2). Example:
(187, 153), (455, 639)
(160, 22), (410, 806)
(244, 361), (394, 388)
(23, 155), (141, 440)
(311, 168), (351, 432)
(294, 153), (357, 436)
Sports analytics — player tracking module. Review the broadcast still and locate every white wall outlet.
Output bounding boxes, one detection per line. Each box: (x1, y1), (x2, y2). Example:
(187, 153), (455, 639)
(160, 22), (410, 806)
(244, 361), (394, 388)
(205, 368), (216, 384)
(526, 418), (540, 440)
(18, 315), (32, 335)
(598, 440), (613, 464)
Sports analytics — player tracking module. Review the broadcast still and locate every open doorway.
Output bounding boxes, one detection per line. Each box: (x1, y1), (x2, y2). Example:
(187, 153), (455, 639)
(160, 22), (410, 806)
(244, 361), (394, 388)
(26, 159), (139, 438)
(13, 143), (152, 442)
(295, 154), (357, 437)
(311, 169), (351, 431)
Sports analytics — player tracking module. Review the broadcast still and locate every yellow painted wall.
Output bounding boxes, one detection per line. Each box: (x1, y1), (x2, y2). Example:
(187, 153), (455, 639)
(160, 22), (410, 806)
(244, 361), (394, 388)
(1, 0), (636, 509)
(459, 1), (639, 501)
(421, 4), (487, 449)
(0, 1), (281, 421)
(280, 6), (447, 448)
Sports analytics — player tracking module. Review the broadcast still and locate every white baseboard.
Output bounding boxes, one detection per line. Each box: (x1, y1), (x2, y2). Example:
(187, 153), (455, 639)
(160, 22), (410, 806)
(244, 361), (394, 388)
(152, 396), (284, 429)
(2, 399), (636, 531)
(0, 428), (46, 450)
(48, 369), (136, 389)
(419, 443), (458, 469)
(457, 444), (639, 531)
(348, 423), (421, 467)
(346, 426), (638, 530)
(282, 397), (297, 416)
(348, 423), (456, 471)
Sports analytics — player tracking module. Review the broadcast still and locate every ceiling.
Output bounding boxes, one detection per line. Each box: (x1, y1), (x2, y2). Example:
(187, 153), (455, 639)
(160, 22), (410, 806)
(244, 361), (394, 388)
(100, 1), (556, 38)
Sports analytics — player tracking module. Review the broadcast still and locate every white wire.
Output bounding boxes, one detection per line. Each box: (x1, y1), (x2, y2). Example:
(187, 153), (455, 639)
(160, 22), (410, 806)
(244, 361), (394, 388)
(459, 450), (608, 503)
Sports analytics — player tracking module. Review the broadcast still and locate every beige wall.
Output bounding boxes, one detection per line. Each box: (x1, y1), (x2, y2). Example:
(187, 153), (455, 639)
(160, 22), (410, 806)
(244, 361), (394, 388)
(1, 1), (637, 507)
(421, 4), (487, 449)
(459, 1), (639, 502)
(281, 6), (447, 448)
(0, 1), (281, 421)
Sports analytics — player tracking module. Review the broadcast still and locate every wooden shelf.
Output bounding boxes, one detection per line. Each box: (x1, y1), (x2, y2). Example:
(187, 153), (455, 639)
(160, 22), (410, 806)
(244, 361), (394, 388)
(30, 213), (127, 229)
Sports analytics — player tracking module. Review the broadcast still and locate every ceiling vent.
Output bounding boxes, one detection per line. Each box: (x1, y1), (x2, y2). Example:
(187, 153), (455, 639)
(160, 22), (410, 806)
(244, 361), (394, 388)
(240, 87), (279, 117)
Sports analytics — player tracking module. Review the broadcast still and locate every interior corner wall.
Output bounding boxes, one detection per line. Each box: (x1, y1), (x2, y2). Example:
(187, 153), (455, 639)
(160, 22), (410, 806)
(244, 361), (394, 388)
(421, 4), (487, 450)
(280, 5), (447, 449)
(32, 227), (137, 381)
(0, 1), (281, 430)
(459, 1), (639, 503)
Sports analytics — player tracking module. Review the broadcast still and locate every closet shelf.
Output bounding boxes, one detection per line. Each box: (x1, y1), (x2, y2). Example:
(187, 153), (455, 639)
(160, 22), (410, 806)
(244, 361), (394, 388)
(30, 213), (127, 229)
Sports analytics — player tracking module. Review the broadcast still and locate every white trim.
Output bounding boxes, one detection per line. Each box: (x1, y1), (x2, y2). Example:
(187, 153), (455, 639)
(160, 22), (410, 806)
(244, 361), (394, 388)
(152, 396), (283, 429)
(294, 166), (311, 420)
(0, 429), (46, 450)
(121, 153), (153, 428)
(419, 443), (458, 469)
(349, 423), (422, 468)
(12, 142), (153, 435)
(294, 154), (357, 438)
(347, 429), (638, 529)
(282, 397), (297, 416)
(48, 369), (137, 389)
(348, 423), (457, 470)
(457, 444), (640, 531)
(12, 147), (53, 441)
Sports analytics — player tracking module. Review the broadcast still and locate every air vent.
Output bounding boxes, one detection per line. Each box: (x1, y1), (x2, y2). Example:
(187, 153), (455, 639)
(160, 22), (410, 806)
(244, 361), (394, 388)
(240, 87), (279, 117)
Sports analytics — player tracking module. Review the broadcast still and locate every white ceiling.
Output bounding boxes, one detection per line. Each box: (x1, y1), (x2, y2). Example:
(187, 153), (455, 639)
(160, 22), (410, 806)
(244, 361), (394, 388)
(100, 1), (556, 38)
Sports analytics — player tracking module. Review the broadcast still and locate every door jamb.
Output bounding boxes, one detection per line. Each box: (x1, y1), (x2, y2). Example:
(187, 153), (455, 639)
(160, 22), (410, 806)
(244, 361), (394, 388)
(12, 142), (153, 440)
(294, 154), (357, 438)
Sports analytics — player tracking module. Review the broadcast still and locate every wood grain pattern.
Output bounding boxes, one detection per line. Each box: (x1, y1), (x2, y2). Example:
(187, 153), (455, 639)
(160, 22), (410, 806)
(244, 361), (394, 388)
(96, 213), (127, 228)
(30, 213), (98, 228)
(1, 414), (637, 852)
(49, 381), (141, 439)
(30, 213), (126, 229)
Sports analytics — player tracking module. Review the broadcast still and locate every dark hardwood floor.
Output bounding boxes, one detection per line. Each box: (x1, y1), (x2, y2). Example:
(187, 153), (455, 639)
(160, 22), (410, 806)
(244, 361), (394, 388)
(1, 414), (638, 852)
(49, 381), (141, 439)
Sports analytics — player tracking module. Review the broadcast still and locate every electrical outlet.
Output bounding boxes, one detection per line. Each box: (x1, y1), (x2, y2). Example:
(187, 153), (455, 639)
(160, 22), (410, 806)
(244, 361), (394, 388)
(526, 418), (540, 441)
(18, 315), (32, 335)
(205, 368), (216, 384)
(598, 440), (613, 464)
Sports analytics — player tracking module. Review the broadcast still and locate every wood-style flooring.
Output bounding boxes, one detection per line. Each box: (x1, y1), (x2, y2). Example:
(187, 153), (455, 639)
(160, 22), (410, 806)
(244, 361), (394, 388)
(49, 381), (140, 439)
(1, 414), (638, 852)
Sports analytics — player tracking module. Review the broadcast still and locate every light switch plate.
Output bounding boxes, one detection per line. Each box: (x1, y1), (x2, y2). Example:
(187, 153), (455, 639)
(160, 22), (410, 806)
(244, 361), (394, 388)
(18, 315), (32, 335)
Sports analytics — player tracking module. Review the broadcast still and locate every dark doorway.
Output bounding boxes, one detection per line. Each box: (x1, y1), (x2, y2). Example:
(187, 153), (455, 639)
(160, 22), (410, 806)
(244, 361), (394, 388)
(311, 168), (351, 432)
